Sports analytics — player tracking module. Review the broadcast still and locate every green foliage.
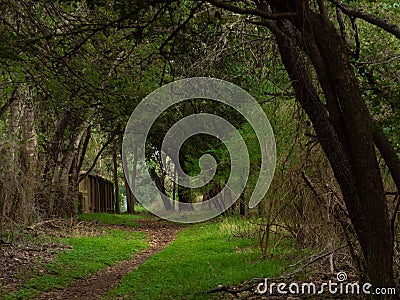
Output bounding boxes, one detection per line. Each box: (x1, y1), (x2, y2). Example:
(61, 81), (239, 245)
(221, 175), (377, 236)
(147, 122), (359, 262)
(106, 218), (296, 300)
(134, 203), (149, 213)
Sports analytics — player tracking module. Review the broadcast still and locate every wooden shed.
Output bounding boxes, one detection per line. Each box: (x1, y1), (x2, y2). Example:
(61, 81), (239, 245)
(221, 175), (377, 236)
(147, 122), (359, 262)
(78, 173), (115, 213)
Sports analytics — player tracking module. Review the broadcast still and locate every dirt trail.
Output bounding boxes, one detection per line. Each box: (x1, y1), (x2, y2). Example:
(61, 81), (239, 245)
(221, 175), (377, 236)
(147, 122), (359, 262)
(34, 218), (183, 300)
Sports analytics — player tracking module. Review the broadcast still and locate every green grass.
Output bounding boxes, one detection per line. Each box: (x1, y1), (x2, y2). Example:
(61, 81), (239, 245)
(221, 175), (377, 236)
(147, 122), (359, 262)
(4, 229), (148, 300)
(77, 212), (145, 226)
(106, 217), (297, 300)
(133, 204), (149, 213)
(2, 214), (298, 300)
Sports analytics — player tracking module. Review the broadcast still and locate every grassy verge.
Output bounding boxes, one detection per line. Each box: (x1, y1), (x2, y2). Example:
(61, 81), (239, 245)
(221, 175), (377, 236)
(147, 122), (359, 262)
(3, 228), (148, 300)
(106, 217), (298, 300)
(77, 212), (145, 227)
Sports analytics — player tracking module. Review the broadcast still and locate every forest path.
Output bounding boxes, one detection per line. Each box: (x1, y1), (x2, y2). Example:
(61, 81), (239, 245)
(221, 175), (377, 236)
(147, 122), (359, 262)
(34, 218), (183, 300)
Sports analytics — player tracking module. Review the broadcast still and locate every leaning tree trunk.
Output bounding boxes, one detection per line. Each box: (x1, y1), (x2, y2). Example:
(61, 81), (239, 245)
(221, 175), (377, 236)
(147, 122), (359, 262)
(124, 146), (136, 214)
(263, 0), (394, 288)
(53, 125), (86, 217)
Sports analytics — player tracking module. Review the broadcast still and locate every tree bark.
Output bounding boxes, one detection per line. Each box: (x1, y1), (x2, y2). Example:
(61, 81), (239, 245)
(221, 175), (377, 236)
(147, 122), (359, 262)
(262, 1), (394, 287)
(54, 124), (86, 217)
(125, 152), (136, 214)
(125, 176), (135, 214)
(113, 138), (121, 214)
(77, 125), (91, 177)
(177, 152), (193, 211)
(150, 168), (173, 211)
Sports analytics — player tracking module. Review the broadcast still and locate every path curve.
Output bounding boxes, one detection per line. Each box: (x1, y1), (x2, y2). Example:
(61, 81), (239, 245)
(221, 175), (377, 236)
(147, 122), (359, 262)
(35, 218), (183, 300)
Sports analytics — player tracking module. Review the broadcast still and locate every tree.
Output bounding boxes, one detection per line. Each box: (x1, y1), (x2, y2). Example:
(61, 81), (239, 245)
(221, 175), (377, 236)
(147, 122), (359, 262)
(205, 0), (400, 290)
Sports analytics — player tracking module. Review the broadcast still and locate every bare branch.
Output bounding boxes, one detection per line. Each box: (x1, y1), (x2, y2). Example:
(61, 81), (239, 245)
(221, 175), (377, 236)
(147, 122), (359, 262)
(358, 54), (400, 66)
(284, 245), (349, 278)
(336, 7), (347, 44)
(159, 1), (205, 54)
(327, 0), (400, 40)
(350, 17), (360, 60)
(206, 0), (295, 20)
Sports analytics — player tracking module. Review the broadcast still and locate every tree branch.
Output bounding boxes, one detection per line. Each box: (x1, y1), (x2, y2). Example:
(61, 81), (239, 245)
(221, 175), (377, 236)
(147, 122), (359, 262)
(207, 284), (253, 296)
(391, 194), (399, 248)
(336, 7), (347, 44)
(284, 245), (349, 278)
(159, 1), (205, 54)
(327, 0), (400, 40)
(77, 124), (91, 175)
(78, 135), (115, 183)
(372, 125), (400, 193)
(206, 0), (295, 20)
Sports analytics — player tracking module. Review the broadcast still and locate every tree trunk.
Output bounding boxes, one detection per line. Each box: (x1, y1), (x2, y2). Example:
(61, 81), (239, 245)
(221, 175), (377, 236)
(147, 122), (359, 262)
(172, 166), (177, 210)
(263, 0), (394, 287)
(177, 151), (193, 211)
(239, 193), (246, 216)
(203, 3), (396, 284)
(150, 168), (173, 211)
(53, 125), (86, 217)
(178, 185), (191, 211)
(113, 138), (121, 214)
(77, 125), (91, 176)
(9, 87), (38, 222)
(125, 175), (135, 214)
(125, 152), (136, 214)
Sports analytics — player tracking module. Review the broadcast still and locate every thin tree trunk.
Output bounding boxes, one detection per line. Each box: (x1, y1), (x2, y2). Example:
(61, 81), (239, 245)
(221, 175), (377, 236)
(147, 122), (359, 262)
(172, 166), (177, 210)
(113, 138), (121, 214)
(125, 152), (136, 214)
(150, 167), (173, 211)
(372, 125), (400, 193)
(177, 152), (193, 211)
(77, 124), (91, 176)
(125, 176), (134, 214)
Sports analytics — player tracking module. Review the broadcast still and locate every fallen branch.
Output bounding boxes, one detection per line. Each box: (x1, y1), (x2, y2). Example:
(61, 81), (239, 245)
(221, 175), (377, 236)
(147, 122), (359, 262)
(283, 244), (349, 278)
(25, 219), (62, 231)
(24, 243), (73, 251)
(0, 239), (12, 245)
(207, 284), (254, 296)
